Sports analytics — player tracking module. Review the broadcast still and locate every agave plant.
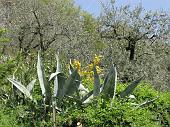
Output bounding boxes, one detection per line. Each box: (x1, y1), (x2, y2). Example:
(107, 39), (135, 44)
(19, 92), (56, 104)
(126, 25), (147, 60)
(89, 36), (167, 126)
(68, 63), (144, 105)
(8, 51), (144, 105)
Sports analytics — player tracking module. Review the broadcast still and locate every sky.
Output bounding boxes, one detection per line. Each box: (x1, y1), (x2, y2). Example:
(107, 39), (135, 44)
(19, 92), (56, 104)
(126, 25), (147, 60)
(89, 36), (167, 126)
(74, 0), (170, 16)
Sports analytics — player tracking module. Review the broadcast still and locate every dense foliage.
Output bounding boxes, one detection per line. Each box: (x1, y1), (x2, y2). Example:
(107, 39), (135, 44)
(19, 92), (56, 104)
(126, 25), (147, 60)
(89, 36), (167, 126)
(0, 0), (170, 126)
(0, 52), (169, 127)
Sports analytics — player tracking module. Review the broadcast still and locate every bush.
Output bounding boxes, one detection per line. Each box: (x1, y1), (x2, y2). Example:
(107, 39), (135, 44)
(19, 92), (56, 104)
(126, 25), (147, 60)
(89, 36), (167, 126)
(59, 83), (170, 127)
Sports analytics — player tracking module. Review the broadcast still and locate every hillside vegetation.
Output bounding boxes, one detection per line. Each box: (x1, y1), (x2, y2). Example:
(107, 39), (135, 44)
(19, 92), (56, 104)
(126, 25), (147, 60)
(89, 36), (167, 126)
(0, 0), (169, 126)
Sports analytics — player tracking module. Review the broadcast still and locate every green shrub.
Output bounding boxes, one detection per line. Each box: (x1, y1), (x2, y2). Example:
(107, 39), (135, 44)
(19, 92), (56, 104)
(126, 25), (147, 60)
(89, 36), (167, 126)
(0, 59), (15, 86)
(59, 83), (170, 127)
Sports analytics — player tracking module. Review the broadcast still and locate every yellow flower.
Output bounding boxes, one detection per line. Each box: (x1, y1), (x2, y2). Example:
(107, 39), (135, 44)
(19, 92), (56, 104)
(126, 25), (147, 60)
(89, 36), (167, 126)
(73, 59), (81, 71)
(96, 65), (102, 74)
(68, 55), (103, 82)
(93, 54), (102, 65)
(87, 63), (93, 71)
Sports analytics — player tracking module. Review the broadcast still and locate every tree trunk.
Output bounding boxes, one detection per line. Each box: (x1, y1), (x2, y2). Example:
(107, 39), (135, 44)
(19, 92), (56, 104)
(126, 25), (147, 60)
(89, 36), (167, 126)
(129, 46), (135, 60)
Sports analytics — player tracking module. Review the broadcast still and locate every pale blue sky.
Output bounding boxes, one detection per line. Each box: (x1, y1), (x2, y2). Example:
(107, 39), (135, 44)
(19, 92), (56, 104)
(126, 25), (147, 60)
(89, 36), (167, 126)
(74, 0), (170, 16)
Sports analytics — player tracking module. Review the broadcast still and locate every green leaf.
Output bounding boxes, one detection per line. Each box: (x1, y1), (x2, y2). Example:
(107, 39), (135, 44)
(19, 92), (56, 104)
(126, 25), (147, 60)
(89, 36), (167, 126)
(82, 85), (103, 103)
(79, 83), (89, 93)
(83, 94), (93, 104)
(120, 77), (143, 98)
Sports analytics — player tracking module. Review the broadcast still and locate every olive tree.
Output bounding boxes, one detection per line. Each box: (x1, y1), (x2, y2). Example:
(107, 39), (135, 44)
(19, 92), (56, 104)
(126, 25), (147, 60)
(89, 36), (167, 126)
(100, 0), (170, 61)
(99, 0), (170, 90)
(0, 0), (85, 56)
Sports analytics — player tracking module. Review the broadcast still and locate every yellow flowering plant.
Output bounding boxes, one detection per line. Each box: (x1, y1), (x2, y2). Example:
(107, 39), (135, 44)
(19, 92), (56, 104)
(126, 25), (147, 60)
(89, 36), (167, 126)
(72, 59), (81, 72)
(93, 54), (102, 65)
(71, 55), (103, 81)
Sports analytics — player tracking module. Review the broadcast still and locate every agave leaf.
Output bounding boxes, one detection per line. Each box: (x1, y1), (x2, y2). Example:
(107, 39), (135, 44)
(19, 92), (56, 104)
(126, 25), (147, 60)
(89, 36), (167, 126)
(69, 63), (74, 75)
(53, 53), (60, 97)
(49, 72), (58, 81)
(102, 64), (117, 99)
(54, 73), (66, 97)
(26, 79), (36, 93)
(37, 51), (51, 104)
(81, 90), (93, 102)
(137, 96), (159, 108)
(81, 86), (103, 103)
(78, 83), (89, 100)
(93, 65), (100, 97)
(79, 83), (89, 93)
(83, 94), (93, 104)
(37, 51), (46, 96)
(8, 78), (32, 100)
(52, 53), (61, 127)
(56, 52), (61, 72)
(63, 69), (80, 96)
(53, 53), (66, 97)
(53, 73), (58, 97)
(120, 77), (143, 98)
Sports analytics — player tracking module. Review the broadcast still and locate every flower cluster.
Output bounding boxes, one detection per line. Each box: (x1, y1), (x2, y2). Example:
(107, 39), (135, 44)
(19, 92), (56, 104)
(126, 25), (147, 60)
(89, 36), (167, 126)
(93, 54), (102, 65)
(72, 59), (81, 72)
(71, 55), (103, 79)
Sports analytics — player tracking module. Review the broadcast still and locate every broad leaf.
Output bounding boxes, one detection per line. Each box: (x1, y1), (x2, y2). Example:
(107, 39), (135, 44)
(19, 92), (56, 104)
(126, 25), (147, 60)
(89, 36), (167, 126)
(82, 86), (103, 103)
(53, 53), (61, 97)
(83, 94), (93, 104)
(78, 83), (89, 93)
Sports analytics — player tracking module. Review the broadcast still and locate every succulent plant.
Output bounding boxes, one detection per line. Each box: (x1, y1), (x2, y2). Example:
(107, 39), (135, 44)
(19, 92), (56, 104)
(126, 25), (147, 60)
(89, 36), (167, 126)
(8, 51), (147, 113)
